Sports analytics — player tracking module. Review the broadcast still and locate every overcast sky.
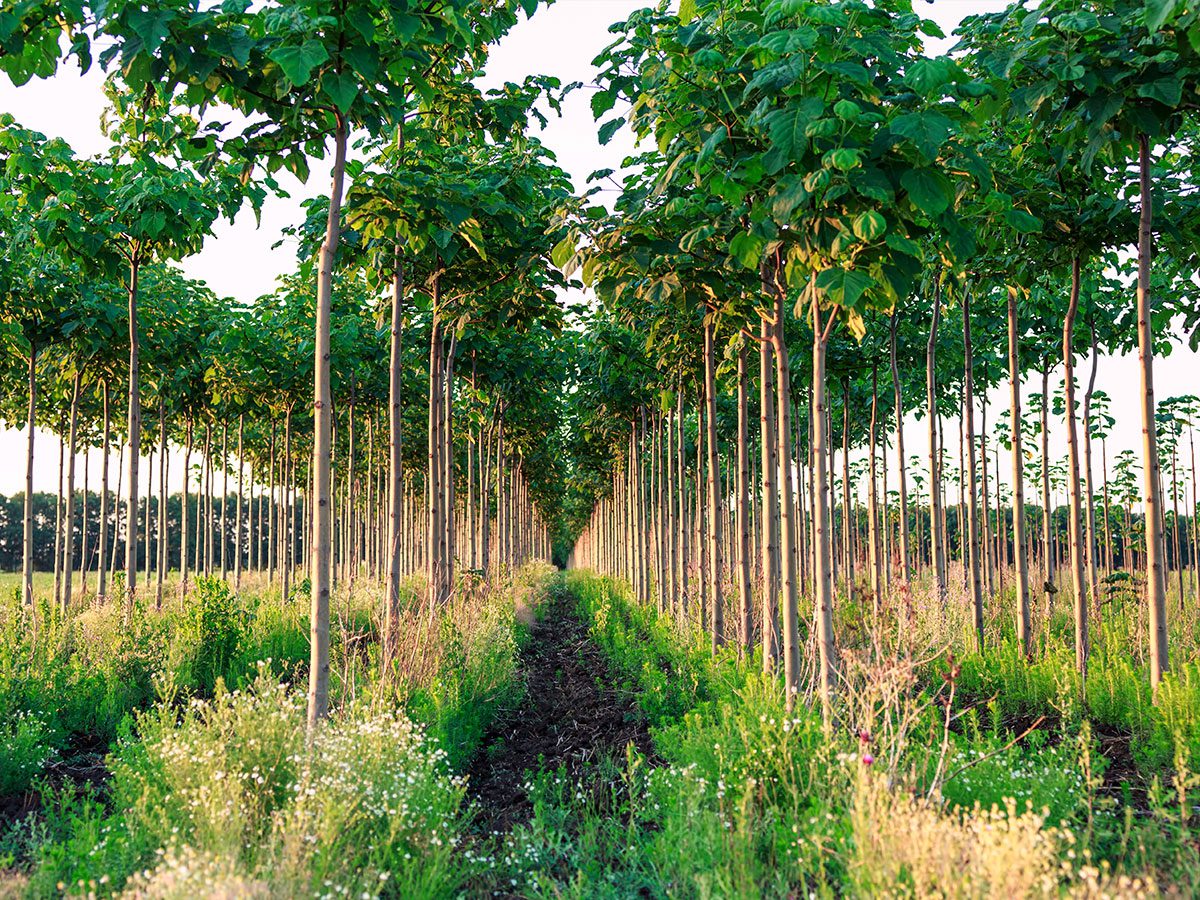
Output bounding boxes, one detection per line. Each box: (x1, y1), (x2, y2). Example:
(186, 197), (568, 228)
(1, 0), (1197, 504)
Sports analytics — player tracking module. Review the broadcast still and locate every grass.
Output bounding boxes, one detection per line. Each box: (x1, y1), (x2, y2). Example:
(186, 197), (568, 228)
(0, 563), (558, 898)
(2, 561), (1198, 896)
(480, 571), (1193, 898)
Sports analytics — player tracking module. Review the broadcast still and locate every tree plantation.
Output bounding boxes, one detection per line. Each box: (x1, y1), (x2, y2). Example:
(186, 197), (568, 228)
(3, 0), (1200, 896)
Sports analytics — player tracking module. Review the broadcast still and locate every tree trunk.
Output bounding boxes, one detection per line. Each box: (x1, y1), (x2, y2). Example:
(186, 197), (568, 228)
(1083, 323), (1101, 616)
(736, 342), (752, 651)
(809, 288), (835, 728)
(760, 319), (780, 670)
(890, 311), (910, 584)
(1137, 133), (1169, 690)
(927, 282), (946, 603)
(384, 248), (405, 669)
(98, 380), (110, 602)
(22, 343), (37, 607)
(962, 290), (983, 651)
(306, 118), (347, 731)
(1007, 289), (1031, 656)
(124, 256), (141, 612)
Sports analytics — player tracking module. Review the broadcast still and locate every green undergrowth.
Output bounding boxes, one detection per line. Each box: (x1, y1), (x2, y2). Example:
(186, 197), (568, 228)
(489, 573), (1187, 898)
(950, 592), (1200, 776)
(0, 564), (556, 898)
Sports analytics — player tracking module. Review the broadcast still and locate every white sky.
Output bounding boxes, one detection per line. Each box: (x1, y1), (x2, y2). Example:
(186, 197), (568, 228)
(0, 0), (1197, 505)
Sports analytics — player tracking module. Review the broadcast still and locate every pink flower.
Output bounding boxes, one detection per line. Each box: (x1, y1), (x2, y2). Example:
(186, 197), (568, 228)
(861, 754), (874, 766)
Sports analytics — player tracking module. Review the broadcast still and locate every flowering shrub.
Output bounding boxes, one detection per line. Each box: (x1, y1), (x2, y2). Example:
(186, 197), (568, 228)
(37, 669), (468, 897)
(0, 710), (58, 796)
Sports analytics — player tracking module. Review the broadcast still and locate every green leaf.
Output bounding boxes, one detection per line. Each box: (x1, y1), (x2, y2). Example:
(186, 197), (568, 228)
(1145, 0), (1178, 32)
(729, 232), (766, 269)
(826, 148), (861, 171)
(680, 224), (717, 252)
(905, 57), (958, 97)
(766, 97), (823, 160)
(890, 111), (953, 161)
(127, 8), (174, 54)
(551, 235), (576, 270)
(852, 210), (887, 241)
(679, 0), (697, 23)
(1138, 78), (1183, 108)
(597, 117), (625, 145)
(1004, 207), (1043, 234)
(833, 99), (861, 122)
(815, 267), (873, 309)
(321, 70), (358, 113)
(269, 39), (329, 87)
(523, 0), (540, 17)
(900, 168), (952, 216)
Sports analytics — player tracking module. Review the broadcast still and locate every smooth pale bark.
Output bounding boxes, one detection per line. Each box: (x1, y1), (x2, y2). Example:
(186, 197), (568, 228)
(124, 257), (141, 611)
(1008, 287), (1031, 656)
(307, 119), (347, 731)
(810, 291), (836, 729)
(890, 312), (910, 583)
(736, 342), (751, 651)
(220, 421), (229, 581)
(980, 394), (995, 597)
(385, 251), (404, 669)
(841, 378), (852, 594)
(927, 284), (946, 603)
(427, 312), (444, 608)
(53, 425), (63, 606)
(760, 321), (780, 670)
(181, 421), (191, 597)
(868, 364), (882, 613)
(98, 381), (110, 601)
(1063, 257), (1089, 680)
(22, 344), (36, 606)
(61, 372), (81, 614)
(155, 402), (167, 610)
(1040, 366), (1054, 610)
(235, 415), (245, 589)
(1138, 134), (1169, 690)
(1083, 324), (1101, 616)
(962, 292), (983, 651)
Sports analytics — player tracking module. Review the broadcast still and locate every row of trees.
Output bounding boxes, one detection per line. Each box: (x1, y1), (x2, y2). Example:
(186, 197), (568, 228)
(1, 0), (575, 729)
(562, 0), (1200, 723)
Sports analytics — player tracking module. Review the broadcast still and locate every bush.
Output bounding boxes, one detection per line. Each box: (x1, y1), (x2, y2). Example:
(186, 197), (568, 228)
(35, 669), (469, 898)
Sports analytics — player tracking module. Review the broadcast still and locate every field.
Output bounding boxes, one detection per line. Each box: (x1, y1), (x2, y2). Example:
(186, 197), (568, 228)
(5, 0), (1200, 896)
(0, 562), (1195, 897)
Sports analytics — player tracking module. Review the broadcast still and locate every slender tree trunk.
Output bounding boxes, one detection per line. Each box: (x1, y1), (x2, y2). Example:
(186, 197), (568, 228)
(1137, 135), (1169, 690)
(98, 383), (111, 602)
(1041, 364), (1054, 612)
(1008, 288), (1031, 656)
(235, 414), (245, 589)
(307, 118), (347, 730)
(1063, 257), (1089, 681)
(384, 249), (405, 669)
(155, 400), (167, 609)
(963, 291), (983, 651)
(760, 320), (780, 670)
(1083, 323), (1101, 616)
(124, 256), (141, 611)
(22, 344), (37, 607)
(890, 312), (910, 584)
(62, 372), (81, 609)
(181, 419), (191, 597)
(927, 282), (946, 603)
(809, 288), (835, 728)
(736, 342), (752, 651)
(868, 364), (882, 613)
(704, 316), (724, 648)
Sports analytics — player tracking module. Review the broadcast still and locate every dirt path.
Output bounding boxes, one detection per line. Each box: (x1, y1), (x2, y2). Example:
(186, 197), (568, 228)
(465, 582), (654, 835)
